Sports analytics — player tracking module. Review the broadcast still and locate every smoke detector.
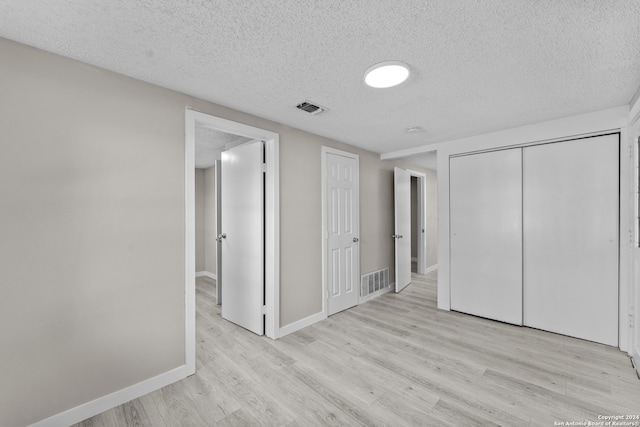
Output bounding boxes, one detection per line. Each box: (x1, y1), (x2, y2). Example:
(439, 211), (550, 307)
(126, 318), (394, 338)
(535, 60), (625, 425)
(405, 126), (424, 134)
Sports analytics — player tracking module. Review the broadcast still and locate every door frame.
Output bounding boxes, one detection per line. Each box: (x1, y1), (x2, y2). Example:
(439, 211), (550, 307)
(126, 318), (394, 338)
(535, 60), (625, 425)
(406, 169), (427, 275)
(185, 109), (280, 373)
(321, 146), (360, 317)
(630, 106), (640, 372)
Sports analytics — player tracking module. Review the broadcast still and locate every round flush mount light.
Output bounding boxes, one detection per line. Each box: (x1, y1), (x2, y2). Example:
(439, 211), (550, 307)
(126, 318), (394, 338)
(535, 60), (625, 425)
(364, 61), (410, 88)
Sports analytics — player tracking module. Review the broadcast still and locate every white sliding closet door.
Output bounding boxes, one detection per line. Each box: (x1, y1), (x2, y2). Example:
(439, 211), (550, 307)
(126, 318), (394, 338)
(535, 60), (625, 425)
(450, 149), (523, 325)
(523, 135), (619, 346)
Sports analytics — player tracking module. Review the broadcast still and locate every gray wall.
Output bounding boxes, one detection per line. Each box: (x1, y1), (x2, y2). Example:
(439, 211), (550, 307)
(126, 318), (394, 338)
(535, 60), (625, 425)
(0, 37), (430, 425)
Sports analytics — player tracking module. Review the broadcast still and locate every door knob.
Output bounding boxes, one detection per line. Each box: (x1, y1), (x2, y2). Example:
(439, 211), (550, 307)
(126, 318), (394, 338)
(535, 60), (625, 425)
(353, 237), (359, 243)
(216, 233), (227, 242)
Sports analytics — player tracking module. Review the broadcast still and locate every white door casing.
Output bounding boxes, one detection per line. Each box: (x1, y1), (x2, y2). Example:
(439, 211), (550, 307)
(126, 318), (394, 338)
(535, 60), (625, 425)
(632, 114), (640, 370)
(523, 134), (619, 346)
(220, 140), (265, 335)
(323, 148), (360, 316)
(449, 149), (523, 325)
(186, 109), (279, 341)
(394, 167), (412, 292)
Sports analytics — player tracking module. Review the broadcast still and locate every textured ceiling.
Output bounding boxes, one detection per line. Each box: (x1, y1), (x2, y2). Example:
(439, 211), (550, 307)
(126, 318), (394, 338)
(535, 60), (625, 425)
(1, 1), (639, 158)
(194, 126), (252, 169)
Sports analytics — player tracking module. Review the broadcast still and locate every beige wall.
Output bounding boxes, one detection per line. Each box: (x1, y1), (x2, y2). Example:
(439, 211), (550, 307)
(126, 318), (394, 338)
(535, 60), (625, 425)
(279, 128), (431, 324)
(0, 38), (187, 426)
(0, 36), (431, 425)
(204, 166), (217, 274)
(425, 169), (438, 269)
(195, 169), (206, 271)
(411, 177), (418, 258)
(195, 167), (217, 274)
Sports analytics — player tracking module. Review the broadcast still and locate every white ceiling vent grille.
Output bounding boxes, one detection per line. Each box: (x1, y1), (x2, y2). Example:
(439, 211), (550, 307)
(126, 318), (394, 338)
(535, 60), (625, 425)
(296, 101), (326, 115)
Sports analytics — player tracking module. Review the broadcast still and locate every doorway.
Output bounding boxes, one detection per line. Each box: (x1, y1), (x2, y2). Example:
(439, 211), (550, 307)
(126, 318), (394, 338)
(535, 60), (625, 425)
(411, 176), (419, 273)
(394, 168), (428, 292)
(185, 109), (280, 371)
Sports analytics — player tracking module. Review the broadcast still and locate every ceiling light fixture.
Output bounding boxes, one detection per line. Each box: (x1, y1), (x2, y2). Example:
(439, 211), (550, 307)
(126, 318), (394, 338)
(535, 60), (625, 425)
(364, 61), (410, 88)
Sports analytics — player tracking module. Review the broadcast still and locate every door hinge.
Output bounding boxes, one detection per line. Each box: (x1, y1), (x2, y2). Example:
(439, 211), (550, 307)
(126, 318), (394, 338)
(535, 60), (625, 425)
(630, 313), (634, 328)
(629, 145), (634, 159)
(261, 163), (267, 173)
(262, 305), (267, 315)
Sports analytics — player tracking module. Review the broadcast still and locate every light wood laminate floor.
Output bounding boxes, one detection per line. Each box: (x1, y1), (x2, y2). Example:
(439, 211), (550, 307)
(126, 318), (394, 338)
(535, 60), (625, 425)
(75, 272), (640, 426)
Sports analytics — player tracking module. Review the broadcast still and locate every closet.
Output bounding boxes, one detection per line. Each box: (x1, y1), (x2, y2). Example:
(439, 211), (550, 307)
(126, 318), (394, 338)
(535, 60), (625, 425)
(449, 134), (619, 346)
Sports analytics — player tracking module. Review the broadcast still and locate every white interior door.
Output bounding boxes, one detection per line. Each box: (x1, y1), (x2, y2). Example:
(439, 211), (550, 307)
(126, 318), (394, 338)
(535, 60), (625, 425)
(220, 141), (264, 335)
(394, 167), (411, 292)
(215, 159), (222, 305)
(326, 151), (359, 316)
(523, 135), (619, 346)
(449, 149), (523, 325)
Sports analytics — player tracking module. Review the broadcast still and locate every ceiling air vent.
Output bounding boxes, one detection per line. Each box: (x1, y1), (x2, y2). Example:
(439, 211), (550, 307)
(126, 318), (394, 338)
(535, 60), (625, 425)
(296, 101), (326, 115)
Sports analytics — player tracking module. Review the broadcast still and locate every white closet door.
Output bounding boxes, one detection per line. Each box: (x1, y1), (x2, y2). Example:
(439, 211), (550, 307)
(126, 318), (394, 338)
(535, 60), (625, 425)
(450, 149), (523, 325)
(326, 151), (360, 316)
(523, 135), (619, 346)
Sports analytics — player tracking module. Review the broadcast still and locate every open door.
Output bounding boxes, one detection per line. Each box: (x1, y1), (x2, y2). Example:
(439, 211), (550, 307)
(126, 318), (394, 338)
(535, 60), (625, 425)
(215, 159), (222, 305)
(220, 140), (264, 335)
(394, 167), (411, 292)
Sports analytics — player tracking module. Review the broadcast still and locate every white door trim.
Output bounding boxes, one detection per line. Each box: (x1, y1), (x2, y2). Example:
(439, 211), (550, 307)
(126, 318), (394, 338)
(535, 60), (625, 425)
(406, 169), (427, 275)
(321, 146), (360, 317)
(185, 109), (280, 351)
(629, 107), (640, 370)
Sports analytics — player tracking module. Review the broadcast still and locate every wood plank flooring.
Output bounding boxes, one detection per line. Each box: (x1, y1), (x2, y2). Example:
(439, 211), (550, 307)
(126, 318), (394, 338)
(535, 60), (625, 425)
(74, 272), (640, 426)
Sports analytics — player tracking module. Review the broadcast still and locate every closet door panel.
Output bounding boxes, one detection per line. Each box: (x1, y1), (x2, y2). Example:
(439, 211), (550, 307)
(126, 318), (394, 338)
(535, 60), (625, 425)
(523, 134), (619, 346)
(450, 149), (523, 325)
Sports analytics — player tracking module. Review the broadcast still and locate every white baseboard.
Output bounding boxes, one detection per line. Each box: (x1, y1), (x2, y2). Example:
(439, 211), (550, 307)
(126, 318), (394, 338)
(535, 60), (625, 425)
(195, 271), (216, 280)
(277, 311), (325, 338)
(360, 284), (394, 303)
(30, 365), (190, 427)
(424, 264), (438, 274)
(632, 346), (640, 379)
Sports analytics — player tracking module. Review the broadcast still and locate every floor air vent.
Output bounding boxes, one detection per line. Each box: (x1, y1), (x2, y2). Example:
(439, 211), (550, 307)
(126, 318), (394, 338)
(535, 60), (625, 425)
(296, 101), (326, 115)
(361, 268), (390, 299)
